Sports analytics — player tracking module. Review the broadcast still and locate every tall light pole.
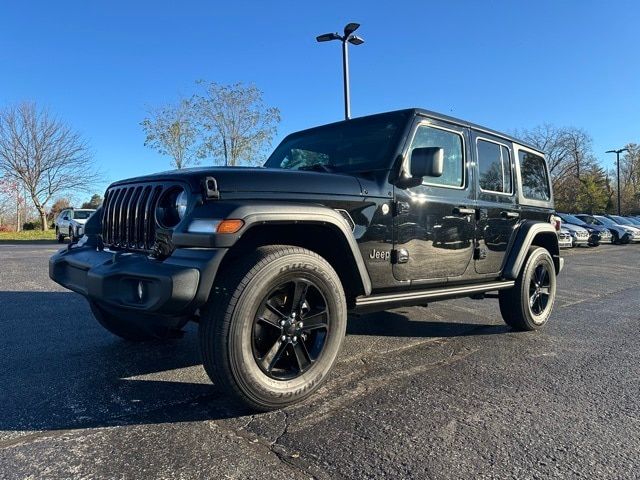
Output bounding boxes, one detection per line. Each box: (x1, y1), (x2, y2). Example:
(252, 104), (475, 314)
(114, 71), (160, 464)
(316, 22), (365, 120)
(606, 147), (628, 215)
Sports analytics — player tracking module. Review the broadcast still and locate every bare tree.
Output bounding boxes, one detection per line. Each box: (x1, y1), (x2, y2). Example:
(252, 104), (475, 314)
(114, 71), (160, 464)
(517, 124), (608, 212)
(516, 124), (570, 178)
(0, 102), (99, 230)
(141, 98), (202, 169)
(620, 144), (640, 213)
(194, 82), (281, 166)
(517, 125), (595, 180)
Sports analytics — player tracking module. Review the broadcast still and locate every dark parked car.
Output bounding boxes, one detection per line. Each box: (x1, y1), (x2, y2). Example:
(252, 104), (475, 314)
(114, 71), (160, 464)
(556, 212), (607, 246)
(577, 214), (631, 244)
(50, 108), (562, 410)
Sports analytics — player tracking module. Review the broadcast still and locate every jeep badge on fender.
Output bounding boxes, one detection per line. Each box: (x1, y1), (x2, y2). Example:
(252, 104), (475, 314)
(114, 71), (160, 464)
(50, 108), (562, 411)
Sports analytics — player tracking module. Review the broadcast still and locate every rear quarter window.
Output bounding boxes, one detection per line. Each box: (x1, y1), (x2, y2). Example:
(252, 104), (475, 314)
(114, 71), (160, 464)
(518, 150), (550, 201)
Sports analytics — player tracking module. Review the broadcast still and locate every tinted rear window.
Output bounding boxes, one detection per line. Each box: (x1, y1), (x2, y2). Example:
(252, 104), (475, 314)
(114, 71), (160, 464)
(518, 151), (550, 201)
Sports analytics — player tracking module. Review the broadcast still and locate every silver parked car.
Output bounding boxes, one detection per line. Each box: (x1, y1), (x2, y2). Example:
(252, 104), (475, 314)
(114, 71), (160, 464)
(55, 208), (96, 243)
(560, 221), (590, 247)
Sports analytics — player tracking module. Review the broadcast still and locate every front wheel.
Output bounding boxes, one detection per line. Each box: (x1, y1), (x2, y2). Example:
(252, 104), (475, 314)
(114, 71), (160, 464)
(499, 247), (557, 331)
(199, 245), (347, 411)
(56, 227), (64, 243)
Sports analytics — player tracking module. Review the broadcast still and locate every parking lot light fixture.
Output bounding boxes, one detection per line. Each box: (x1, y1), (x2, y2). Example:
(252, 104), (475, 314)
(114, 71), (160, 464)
(606, 148), (629, 215)
(316, 22), (365, 120)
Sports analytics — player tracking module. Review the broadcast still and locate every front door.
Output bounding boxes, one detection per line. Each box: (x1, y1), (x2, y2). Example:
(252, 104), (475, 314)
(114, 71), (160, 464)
(393, 120), (475, 283)
(472, 134), (520, 274)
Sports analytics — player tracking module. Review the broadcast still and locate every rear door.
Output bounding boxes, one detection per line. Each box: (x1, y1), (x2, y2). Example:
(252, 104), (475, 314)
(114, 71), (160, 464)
(393, 119), (474, 283)
(472, 133), (520, 274)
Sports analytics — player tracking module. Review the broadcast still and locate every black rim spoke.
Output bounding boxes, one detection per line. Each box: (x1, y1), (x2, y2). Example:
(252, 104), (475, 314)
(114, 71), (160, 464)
(293, 341), (312, 372)
(257, 315), (282, 329)
(290, 280), (309, 314)
(301, 310), (328, 332)
(260, 338), (288, 372)
(265, 300), (287, 319)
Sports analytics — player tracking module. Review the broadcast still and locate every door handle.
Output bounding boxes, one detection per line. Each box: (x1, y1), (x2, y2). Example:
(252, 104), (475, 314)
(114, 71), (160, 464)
(500, 211), (520, 219)
(453, 207), (475, 216)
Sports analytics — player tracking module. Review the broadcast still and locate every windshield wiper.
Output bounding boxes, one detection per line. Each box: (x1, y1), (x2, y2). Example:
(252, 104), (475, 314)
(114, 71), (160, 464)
(298, 164), (335, 173)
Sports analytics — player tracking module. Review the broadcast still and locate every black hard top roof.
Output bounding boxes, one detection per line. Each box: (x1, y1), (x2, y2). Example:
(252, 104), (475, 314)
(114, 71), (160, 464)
(295, 108), (544, 155)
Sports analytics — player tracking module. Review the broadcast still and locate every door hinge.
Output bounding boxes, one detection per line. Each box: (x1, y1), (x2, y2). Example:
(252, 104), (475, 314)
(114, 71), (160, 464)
(391, 248), (409, 264)
(393, 201), (410, 216)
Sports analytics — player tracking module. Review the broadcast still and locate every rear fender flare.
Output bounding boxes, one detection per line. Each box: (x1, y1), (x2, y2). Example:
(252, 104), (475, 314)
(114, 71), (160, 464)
(502, 221), (561, 279)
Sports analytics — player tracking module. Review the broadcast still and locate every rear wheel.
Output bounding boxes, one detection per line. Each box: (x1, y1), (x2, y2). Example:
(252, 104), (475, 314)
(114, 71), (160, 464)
(499, 246), (556, 331)
(199, 245), (347, 411)
(89, 301), (183, 341)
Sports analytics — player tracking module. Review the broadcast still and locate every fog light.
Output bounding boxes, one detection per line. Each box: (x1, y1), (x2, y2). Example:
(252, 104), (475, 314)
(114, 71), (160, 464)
(137, 281), (144, 302)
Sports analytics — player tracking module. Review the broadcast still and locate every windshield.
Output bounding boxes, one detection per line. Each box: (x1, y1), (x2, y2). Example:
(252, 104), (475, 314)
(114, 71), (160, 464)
(73, 210), (94, 220)
(610, 215), (632, 225)
(595, 216), (618, 227)
(625, 217), (640, 225)
(264, 111), (409, 173)
(559, 213), (586, 226)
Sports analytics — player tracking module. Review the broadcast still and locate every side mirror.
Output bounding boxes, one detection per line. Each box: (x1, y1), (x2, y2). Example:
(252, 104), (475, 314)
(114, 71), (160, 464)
(410, 147), (444, 179)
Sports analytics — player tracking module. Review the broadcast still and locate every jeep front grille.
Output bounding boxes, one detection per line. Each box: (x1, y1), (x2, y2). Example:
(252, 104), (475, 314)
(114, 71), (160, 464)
(101, 183), (164, 251)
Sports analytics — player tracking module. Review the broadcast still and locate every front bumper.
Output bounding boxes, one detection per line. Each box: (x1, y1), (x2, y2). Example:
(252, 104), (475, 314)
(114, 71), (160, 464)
(49, 244), (226, 315)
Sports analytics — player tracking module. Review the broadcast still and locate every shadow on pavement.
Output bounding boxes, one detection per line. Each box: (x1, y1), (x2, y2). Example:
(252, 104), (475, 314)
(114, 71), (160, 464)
(348, 310), (510, 338)
(0, 291), (506, 433)
(0, 291), (248, 433)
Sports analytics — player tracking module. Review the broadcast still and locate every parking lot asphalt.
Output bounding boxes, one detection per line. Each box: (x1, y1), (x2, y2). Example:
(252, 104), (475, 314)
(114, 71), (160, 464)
(1, 242), (639, 479)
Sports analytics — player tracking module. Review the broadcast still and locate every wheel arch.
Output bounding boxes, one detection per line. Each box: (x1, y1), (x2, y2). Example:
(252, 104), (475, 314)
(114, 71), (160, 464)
(502, 221), (561, 280)
(209, 205), (372, 304)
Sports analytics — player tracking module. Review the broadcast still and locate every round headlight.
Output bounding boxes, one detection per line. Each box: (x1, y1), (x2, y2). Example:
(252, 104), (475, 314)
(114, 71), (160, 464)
(157, 187), (188, 228)
(176, 190), (188, 220)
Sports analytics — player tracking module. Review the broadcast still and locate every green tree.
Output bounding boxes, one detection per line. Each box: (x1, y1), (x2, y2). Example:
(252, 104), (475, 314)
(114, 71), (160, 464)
(48, 197), (71, 222)
(575, 166), (610, 214)
(81, 193), (103, 209)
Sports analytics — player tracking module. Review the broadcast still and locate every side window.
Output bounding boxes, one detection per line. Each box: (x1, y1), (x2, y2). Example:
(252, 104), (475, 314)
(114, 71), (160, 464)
(410, 125), (464, 188)
(477, 139), (513, 194)
(518, 151), (550, 201)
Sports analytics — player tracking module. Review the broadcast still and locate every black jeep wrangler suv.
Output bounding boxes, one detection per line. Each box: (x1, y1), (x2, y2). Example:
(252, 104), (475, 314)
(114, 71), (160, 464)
(50, 109), (563, 410)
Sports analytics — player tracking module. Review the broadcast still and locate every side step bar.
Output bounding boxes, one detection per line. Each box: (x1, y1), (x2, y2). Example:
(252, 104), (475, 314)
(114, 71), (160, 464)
(353, 280), (515, 313)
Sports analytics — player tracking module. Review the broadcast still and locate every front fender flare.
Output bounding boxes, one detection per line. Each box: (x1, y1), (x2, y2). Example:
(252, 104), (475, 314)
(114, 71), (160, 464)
(172, 202), (372, 296)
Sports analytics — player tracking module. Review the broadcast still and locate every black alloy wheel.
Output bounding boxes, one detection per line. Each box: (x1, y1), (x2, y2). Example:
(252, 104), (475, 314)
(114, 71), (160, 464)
(252, 278), (329, 380)
(528, 264), (551, 316)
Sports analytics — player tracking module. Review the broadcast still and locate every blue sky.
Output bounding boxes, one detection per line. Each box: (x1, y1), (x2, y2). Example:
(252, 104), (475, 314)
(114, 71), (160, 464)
(1, 0), (638, 195)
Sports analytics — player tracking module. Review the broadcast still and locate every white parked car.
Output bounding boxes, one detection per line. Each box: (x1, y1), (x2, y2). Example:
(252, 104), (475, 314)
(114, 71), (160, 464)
(557, 228), (573, 249)
(55, 208), (96, 243)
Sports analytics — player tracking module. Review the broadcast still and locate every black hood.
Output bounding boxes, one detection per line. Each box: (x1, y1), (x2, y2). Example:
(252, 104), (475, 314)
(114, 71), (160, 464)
(110, 167), (367, 197)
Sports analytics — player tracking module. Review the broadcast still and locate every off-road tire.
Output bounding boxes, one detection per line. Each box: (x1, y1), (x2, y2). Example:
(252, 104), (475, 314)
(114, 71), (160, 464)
(499, 246), (556, 331)
(199, 245), (347, 411)
(89, 301), (182, 341)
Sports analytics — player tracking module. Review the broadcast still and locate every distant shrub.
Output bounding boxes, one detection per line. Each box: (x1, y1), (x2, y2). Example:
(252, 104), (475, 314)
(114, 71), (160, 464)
(22, 221), (41, 230)
(0, 225), (13, 232)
